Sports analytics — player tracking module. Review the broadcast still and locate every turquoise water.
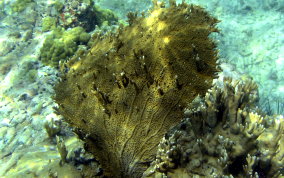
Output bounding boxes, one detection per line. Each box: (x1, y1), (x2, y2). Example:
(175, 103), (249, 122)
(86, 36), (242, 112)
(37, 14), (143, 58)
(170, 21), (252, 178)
(0, 0), (283, 177)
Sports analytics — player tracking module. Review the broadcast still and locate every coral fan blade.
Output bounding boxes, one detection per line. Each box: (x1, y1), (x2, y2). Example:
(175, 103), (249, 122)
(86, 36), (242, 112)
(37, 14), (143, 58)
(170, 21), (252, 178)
(55, 2), (218, 177)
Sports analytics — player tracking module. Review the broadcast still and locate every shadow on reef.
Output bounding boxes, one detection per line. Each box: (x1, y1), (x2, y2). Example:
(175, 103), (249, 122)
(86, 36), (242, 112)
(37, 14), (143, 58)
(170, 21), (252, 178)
(54, 0), (219, 177)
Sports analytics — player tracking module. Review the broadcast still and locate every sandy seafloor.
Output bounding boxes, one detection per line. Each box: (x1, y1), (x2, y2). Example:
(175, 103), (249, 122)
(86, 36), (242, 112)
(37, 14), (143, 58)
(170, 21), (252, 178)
(0, 0), (283, 177)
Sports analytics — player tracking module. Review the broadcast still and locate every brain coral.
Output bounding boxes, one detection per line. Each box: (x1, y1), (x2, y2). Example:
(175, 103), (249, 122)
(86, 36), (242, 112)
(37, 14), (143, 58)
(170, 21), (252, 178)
(55, 1), (219, 177)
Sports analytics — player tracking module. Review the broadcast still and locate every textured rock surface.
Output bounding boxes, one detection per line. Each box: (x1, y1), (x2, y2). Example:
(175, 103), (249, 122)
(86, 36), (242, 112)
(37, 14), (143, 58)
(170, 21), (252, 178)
(55, 1), (218, 177)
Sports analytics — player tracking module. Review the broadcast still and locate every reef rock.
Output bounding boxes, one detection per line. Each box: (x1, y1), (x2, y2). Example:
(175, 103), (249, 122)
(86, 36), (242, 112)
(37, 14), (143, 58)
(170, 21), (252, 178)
(55, 1), (218, 177)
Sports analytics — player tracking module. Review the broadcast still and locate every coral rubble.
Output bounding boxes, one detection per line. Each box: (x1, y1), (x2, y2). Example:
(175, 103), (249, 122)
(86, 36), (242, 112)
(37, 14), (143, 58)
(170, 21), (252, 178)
(55, 1), (218, 177)
(145, 78), (284, 177)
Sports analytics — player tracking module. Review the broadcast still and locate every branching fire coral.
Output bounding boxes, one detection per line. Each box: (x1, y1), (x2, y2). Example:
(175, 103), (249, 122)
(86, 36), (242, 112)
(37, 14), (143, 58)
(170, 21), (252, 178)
(145, 78), (284, 177)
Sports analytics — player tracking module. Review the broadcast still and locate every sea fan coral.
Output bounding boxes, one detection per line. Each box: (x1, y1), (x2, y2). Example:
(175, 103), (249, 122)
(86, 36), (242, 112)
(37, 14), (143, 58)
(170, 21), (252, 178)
(54, 1), (218, 177)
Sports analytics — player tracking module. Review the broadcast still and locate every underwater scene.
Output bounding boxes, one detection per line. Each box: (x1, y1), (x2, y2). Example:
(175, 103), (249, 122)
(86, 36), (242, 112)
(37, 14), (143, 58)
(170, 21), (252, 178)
(0, 0), (283, 177)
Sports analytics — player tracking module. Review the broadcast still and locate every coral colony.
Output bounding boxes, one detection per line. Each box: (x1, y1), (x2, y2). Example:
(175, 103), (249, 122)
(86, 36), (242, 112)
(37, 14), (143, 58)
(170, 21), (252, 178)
(54, 1), (283, 177)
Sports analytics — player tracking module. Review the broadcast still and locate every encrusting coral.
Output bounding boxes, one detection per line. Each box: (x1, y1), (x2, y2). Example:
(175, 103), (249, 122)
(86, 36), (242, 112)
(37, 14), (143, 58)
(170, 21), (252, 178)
(39, 27), (90, 67)
(56, 0), (118, 31)
(145, 77), (284, 177)
(39, 1), (119, 67)
(54, 1), (219, 177)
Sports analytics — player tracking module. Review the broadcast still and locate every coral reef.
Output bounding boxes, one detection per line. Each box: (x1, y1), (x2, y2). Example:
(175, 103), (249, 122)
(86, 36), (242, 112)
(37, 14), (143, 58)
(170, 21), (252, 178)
(0, 0), (107, 177)
(55, 1), (218, 177)
(10, 60), (39, 86)
(97, 0), (152, 19)
(42, 16), (57, 32)
(39, 27), (90, 67)
(39, 1), (119, 67)
(145, 77), (284, 177)
(57, 0), (118, 32)
(10, 0), (34, 13)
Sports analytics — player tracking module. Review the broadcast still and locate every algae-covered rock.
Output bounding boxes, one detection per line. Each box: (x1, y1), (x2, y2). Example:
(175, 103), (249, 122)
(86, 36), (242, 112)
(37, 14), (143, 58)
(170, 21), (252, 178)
(92, 4), (118, 26)
(39, 27), (90, 67)
(42, 16), (57, 32)
(53, 0), (64, 12)
(10, 60), (38, 86)
(55, 1), (218, 177)
(11, 0), (34, 13)
(57, 0), (118, 32)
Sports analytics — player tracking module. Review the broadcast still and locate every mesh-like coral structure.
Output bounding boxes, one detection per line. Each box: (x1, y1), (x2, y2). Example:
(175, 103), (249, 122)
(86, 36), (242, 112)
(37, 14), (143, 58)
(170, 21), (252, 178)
(145, 78), (284, 177)
(55, 1), (218, 177)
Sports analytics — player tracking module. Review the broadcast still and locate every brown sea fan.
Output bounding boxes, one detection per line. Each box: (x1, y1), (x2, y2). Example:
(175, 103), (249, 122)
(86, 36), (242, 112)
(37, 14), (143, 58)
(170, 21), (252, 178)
(55, 1), (219, 177)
